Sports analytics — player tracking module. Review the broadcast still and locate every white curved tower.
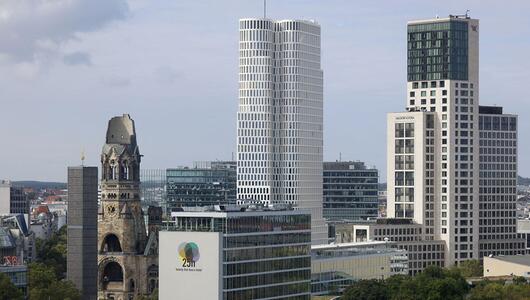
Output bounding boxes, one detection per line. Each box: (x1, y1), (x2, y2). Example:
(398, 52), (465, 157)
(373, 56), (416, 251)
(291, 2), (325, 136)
(237, 18), (327, 244)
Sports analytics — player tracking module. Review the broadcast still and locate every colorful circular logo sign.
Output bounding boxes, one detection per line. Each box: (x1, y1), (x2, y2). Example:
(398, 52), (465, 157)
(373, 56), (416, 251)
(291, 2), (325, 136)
(178, 242), (200, 267)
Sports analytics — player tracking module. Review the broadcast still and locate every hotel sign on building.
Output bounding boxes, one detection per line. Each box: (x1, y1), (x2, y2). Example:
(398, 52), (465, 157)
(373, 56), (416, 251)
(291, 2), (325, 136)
(159, 231), (222, 300)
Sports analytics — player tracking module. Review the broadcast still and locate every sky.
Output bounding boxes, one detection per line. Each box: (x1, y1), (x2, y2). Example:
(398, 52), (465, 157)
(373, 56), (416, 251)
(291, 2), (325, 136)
(0, 0), (529, 182)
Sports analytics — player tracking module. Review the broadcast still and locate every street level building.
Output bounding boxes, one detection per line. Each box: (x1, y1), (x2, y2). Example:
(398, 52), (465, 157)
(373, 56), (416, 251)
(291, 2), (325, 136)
(67, 166), (98, 300)
(323, 161), (378, 221)
(237, 18), (327, 244)
(335, 219), (445, 275)
(166, 161), (236, 212)
(0, 180), (29, 215)
(0, 215), (32, 296)
(311, 241), (408, 296)
(160, 206), (312, 299)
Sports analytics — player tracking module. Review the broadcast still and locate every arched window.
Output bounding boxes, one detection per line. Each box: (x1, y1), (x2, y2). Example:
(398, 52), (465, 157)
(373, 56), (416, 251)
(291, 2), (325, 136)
(101, 262), (124, 290)
(101, 234), (122, 253)
(111, 165), (117, 180)
(123, 162), (129, 180)
(129, 279), (135, 292)
(147, 265), (159, 293)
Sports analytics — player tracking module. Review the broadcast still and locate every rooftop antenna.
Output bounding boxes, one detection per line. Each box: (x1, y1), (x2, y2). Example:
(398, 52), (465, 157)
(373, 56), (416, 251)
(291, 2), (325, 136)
(264, 0), (267, 18)
(81, 149), (85, 166)
(339, 152), (342, 162)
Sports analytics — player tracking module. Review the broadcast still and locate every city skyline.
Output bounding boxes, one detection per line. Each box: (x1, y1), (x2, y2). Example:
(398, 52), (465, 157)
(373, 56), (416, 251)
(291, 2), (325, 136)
(1, 0), (530, 182)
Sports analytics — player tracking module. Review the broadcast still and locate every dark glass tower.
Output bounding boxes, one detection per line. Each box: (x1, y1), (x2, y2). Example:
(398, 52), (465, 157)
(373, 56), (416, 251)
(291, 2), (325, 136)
(67, 166), (98, 300)
(407, 19), (470, 81)
(323, 161), (379, 221)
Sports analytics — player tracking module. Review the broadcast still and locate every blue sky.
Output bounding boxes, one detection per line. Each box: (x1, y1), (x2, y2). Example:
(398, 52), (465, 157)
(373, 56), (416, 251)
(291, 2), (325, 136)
(0, 0), (529, 181)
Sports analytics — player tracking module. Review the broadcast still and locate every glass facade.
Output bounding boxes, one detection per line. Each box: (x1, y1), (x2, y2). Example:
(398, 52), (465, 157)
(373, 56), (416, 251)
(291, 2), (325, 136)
(408, 20), (468, 81)
(140, 169), (166, 208)
(323, 162), (378, 221)
(166, 162), (236, 212)
(167, 211), (312, 299)
(478, 109), (525, 257)
(0, 266), (27, 296)
(393, 122), (415, 218)
(311, 243), (408, 295)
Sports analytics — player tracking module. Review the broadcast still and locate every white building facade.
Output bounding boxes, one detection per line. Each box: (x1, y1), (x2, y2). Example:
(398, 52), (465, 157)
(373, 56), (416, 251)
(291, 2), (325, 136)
(387, 15), (526, 267)
(388, 16), (480, 266)
(237, 18), (327, 244)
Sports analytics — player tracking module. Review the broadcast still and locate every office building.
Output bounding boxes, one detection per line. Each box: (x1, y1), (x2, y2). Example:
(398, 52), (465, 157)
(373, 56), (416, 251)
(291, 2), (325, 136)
(323, 161), (379, 221)
(237, 18), (327, 244)
(166, 161), (236, 212)
(140, 169), (167, 208)
(478, 106), (526, 257)
(159, 206), (312, 299)
(388, 14), (482, 266)
(67, 166), (98, 300)
(335, 219), (445, 275)
(311, 241), (408, 296)
(97, 114), (158, 299)
(0, 215), (32, 297)
(0, 180), (29, 215)
(387, 15), (526, 268)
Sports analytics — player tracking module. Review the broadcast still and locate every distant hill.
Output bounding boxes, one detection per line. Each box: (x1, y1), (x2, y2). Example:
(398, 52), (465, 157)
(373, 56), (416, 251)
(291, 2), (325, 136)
(12, 181), (66, 190)
(519, 176), (530, 186)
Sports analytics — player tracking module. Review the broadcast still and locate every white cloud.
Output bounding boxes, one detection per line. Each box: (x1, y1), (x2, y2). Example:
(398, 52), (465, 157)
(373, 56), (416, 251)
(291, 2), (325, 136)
(0, 0), (129, 66)
(102, 76), (131, 87)
(63, 51), (91, 66)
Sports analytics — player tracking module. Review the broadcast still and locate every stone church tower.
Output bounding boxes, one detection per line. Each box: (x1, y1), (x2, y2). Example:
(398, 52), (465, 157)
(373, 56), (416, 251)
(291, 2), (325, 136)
(98, 114), (158, 300)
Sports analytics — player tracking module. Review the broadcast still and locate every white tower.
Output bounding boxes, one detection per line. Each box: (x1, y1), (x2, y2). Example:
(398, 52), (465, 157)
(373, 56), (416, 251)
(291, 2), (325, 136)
(237, 18), (327, 244)
(387, 15), (480, 266)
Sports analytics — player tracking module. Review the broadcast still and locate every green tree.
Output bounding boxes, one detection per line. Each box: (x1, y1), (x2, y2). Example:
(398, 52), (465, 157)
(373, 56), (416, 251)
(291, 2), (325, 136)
(342, 266), (470, 300)
(0, 272), (23, 300)
(456, 259), (483, 278)
(412, 266), (468, 300)
(343, 279), (388, 300)
(35, 225), (67, 279)
(512, 276), (528, 285)
(28, 263), (81, 300)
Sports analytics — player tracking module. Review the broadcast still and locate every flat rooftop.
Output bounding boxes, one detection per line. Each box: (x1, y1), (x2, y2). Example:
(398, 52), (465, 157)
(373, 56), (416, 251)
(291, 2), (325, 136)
(312, 241), (393, 251)
(170, 204), (308, 218)
(488, 255), (530, 266)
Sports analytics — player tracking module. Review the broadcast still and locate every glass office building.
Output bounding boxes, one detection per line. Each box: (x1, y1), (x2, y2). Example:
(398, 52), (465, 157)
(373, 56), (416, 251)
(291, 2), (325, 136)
(140, 169), (167, 208)
(311, 241), (408, 296)
(160, 207), (312, 299)
(407, 19), (469, 81)
(166, 162), (236, 212)
(323, 162), (379, 221)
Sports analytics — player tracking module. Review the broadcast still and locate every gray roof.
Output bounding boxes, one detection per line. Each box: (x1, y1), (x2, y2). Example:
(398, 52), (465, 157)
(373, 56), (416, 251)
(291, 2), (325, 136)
(105, 114), (137, 145)
(492, 255), (530, 266)
(102, 114), (140, 158)
(0, 227), (15, 249)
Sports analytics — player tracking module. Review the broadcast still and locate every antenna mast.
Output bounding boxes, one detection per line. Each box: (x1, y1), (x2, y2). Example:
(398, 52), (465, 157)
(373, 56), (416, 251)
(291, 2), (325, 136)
(81, 149), (85, 166)
(264, 0), (266, 18)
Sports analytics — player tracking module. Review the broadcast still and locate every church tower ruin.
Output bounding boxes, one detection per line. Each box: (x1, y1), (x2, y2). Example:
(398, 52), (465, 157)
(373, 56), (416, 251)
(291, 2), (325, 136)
(97, 114), (158, 300)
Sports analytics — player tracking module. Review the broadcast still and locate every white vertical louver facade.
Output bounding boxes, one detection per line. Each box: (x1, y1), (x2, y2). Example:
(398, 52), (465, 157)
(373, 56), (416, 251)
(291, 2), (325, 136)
(237, 18), (327, 244)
